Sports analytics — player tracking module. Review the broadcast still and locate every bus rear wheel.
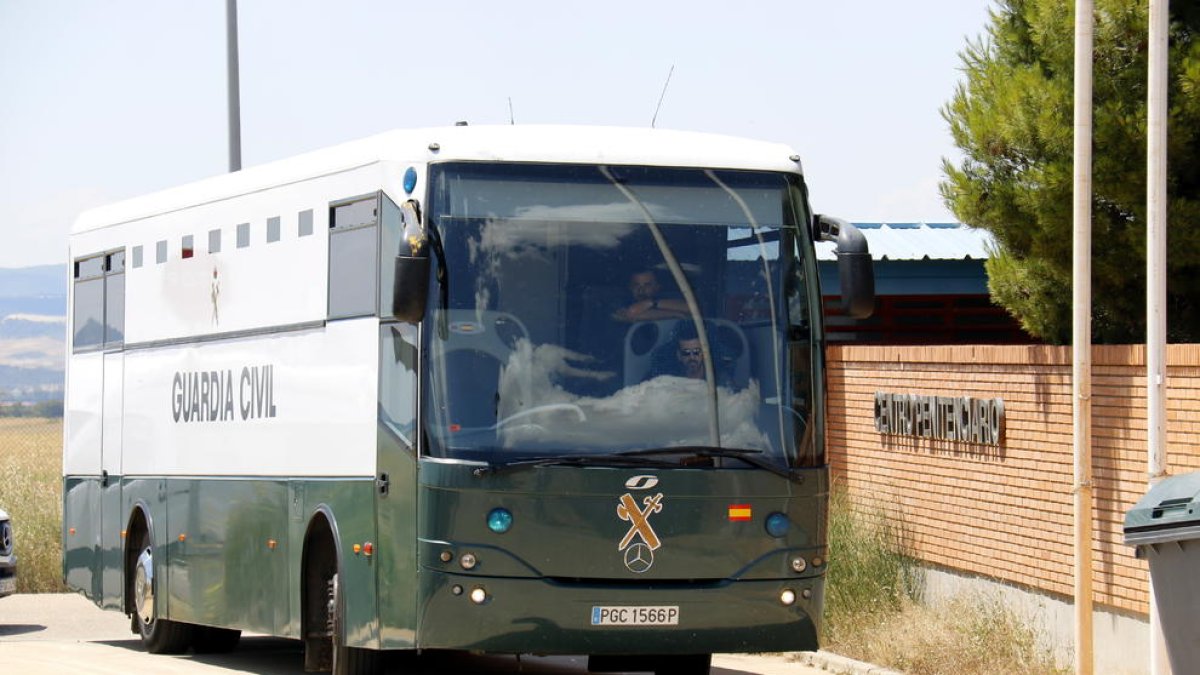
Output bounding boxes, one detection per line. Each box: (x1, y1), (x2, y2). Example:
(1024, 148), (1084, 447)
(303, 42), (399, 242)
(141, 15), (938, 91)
(130, 531), (192, 654)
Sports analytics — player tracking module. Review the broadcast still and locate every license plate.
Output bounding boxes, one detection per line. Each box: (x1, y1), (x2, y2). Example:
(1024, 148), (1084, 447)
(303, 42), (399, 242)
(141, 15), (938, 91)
(0, 577), (15, 595)
(590, 605), (679, 626)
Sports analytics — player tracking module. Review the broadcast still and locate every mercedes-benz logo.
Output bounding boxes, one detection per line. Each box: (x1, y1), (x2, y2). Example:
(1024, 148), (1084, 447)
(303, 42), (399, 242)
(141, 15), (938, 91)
(623, 542), (654, 573)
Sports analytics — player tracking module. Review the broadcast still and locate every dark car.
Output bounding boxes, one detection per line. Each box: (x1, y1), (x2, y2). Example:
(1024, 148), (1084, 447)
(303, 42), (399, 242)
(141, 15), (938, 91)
(0, 509), (15, 597)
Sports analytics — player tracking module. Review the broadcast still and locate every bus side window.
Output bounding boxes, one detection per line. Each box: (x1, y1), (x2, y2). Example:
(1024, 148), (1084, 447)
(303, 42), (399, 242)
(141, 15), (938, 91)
(328, 194), (380, 319)
(72, 251), (125, 351)
(378, 194), (401, 318)
(72, 256), (105, 350)
(104, 251), (125, 345)
(379, 323), (417, 449)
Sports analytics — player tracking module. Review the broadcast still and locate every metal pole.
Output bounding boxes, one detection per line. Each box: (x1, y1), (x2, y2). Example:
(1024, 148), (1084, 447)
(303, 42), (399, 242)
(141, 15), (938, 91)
(1072, 1), (1095, 673)
(1146, 1), (1170, 672)
(226, 0), (242, 172)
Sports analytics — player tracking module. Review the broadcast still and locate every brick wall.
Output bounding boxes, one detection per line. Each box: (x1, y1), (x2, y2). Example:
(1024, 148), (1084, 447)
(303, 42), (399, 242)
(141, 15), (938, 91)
(827, 344), (1200, 616)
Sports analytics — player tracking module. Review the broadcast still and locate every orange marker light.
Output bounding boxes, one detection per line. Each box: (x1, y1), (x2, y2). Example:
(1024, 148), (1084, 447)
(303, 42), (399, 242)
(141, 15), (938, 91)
(178, 533), (187, 542)
(267, 539), (278, 550)
(120, 530), (127, 539)
(353, 543), (362, 555)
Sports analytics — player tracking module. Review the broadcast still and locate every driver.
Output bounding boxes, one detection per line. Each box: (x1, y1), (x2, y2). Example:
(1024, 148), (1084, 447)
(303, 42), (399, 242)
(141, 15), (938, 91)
(675, 325), (706, 380)
(668, 320), (739, 387)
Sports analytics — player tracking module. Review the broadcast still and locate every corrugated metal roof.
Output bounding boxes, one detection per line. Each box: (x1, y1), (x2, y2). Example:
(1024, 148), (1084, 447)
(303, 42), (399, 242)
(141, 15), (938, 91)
(815, 222), (994, 262)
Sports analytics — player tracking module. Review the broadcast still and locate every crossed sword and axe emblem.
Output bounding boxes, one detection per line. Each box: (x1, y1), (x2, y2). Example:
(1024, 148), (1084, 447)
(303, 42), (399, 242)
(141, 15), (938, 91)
(617, 492), (664, 551)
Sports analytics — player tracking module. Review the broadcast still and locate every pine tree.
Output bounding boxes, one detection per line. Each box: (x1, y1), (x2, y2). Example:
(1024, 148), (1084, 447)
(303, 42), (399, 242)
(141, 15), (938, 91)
(941, 0), (1200, 343)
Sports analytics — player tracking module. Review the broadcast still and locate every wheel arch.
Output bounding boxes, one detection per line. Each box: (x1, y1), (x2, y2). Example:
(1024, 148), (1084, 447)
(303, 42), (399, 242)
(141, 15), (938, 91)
(300, 505), (344, 636)
(123, 500), (154, 616)
(300, 504), (345, 671)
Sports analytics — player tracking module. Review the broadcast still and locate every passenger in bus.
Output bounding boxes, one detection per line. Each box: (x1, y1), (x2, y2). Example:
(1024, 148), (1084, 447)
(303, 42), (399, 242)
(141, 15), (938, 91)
(612, 268), (689, 322)
(675, 326), (706, 380)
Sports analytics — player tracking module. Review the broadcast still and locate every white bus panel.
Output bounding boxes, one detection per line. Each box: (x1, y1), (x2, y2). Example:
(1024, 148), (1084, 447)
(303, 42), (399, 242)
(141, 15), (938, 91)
(120, 318), (378, 478)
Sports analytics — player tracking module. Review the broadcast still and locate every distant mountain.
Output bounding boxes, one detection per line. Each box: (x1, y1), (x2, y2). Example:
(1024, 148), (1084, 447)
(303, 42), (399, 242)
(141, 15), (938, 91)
(0, 297), (65, 317)
(0, 266), (66, 402)
(0, 365), (63, 402)
(0, 264), (67, 298)
(0, 265), (67, 318)
(0, 314), (66, 340)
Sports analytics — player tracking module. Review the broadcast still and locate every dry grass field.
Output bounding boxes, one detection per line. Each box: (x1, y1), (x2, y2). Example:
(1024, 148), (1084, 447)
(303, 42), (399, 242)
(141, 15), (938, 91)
(821, 486), (1065, 675)
(0, 417), (66, 593)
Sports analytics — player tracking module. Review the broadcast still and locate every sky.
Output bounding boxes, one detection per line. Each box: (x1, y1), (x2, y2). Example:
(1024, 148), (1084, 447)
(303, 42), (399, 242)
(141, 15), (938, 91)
(0, 1), (995, 269)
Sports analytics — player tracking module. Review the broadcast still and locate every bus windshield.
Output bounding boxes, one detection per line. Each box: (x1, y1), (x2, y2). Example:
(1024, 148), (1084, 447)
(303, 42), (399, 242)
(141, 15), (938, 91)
(419, 162), (818, 470)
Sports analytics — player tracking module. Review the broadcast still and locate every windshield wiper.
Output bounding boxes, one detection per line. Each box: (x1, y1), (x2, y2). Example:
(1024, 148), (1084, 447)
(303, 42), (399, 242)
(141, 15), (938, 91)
(474, 448), (802, 482)
(473, 453), (680, 477)
(617, 446), (801, 483)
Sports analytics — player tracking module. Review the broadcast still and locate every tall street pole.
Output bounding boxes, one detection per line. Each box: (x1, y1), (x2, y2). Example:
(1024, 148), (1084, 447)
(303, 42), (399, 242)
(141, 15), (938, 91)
(1072, 0), (1095, 673)
(226, 0), (242, 173)
(1146, 0), (1169, 672)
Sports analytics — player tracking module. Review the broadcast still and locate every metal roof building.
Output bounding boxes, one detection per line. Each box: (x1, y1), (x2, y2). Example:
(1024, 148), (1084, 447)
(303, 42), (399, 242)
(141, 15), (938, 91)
(817, 223), (1030, 344)
(815, 222), (993, 262)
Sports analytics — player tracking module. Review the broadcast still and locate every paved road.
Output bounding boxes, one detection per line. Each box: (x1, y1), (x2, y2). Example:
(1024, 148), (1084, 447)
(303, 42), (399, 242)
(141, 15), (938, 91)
(0, 594), (826, 674)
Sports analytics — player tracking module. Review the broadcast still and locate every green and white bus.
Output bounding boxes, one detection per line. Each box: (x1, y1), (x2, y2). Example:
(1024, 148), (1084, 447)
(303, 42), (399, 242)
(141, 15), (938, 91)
(63, 125), (873, 674)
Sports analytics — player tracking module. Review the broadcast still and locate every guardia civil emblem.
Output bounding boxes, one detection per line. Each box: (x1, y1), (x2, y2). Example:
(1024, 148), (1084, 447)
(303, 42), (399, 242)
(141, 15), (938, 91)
(617, 491), (663, 573)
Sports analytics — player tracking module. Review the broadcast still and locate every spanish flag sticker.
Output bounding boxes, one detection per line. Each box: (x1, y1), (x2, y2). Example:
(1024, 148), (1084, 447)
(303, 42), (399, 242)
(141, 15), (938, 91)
(728, 504), (752, 521)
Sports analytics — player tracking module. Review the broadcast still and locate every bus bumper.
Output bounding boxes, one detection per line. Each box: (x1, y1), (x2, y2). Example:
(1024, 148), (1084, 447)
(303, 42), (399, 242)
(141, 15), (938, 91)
(415, 570), (822, 654)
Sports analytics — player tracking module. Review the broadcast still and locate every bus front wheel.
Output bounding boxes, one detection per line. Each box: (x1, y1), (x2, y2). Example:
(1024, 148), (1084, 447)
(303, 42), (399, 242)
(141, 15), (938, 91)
(130, 531), (192, 654)
(329, 572), (381, 675)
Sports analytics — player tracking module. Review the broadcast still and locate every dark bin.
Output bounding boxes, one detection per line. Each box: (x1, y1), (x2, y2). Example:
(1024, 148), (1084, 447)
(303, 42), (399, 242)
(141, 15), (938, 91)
(1124, 471), (1200, 674)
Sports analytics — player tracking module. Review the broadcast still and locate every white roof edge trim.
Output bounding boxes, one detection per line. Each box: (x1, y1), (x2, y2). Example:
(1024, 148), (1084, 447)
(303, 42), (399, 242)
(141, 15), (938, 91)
(72, 160), (381, 236)
(71, 125), (804, 236)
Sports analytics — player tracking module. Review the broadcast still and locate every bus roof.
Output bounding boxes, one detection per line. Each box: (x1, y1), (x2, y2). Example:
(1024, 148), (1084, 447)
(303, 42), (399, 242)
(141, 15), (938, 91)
(72, 125), (803, 235)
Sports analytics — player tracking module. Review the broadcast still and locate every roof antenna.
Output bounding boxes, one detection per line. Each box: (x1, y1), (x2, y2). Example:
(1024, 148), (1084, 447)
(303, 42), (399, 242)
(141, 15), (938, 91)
(508, 97), (515, 125)
(651, 64), (674, 129)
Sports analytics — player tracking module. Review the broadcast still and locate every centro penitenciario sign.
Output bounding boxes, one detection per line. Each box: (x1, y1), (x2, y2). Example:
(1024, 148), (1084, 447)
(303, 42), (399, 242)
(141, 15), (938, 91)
(873, 392), (1004, 446)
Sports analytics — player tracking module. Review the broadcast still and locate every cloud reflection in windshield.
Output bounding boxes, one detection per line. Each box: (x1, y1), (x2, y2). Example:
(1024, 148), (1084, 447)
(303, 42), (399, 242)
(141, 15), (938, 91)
(496, 338), (769, 450)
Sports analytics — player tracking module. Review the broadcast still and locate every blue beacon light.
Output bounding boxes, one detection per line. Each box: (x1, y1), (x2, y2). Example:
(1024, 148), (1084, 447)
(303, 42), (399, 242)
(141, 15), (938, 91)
(765, 512), (790, 538)
(487, 508), (513, 534)
(403, 167), (418, 194)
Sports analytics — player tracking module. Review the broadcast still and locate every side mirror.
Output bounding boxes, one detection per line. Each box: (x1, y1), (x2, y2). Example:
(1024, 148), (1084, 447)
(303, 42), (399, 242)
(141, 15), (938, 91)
(391, 200), (430, 322)
(815, 215), (875, 319)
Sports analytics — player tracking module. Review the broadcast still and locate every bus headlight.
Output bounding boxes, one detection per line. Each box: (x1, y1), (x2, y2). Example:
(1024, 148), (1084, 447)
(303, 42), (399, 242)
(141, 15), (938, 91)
(470, 587), (488, 605)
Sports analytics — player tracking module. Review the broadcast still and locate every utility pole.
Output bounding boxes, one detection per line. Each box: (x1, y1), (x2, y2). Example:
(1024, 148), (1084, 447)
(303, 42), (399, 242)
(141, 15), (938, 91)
(1146, 0), (1170, 672)
(1071, 0), (1095, 673)
(226, 0), (242, 172)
